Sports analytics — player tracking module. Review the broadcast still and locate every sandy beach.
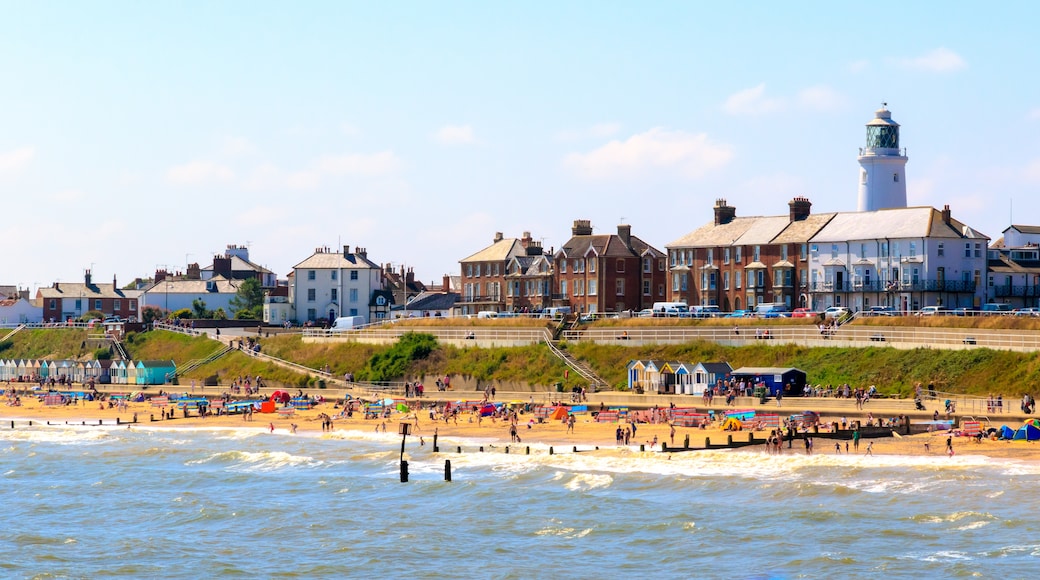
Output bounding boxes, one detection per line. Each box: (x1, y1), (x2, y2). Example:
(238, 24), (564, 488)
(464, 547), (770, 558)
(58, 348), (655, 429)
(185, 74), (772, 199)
(4, 389), (1039, 462)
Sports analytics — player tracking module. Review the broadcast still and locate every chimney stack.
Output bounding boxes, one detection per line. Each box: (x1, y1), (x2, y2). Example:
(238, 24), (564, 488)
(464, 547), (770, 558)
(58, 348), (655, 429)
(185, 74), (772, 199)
(343, 245), (350, 257)
(84, 269), (92, 286)
(572, 219), (593, 236)
(113, 275), (117, 292)
(494, 232), (504, 243)
(442, 275), (451, 292)
(714, 199), (736, 225)
(788, 197), (812, 222)
(941, 204), (952, 225)
(617, 224), (632, 248)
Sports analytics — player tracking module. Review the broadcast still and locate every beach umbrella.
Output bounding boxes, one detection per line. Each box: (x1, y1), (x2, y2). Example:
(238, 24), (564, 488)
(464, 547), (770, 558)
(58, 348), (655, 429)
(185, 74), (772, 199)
(382, 398), (395, 405)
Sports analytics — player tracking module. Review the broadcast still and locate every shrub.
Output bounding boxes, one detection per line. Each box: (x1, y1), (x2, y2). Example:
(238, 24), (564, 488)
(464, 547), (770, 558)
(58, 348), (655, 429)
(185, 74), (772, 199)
(356, 332), (437, 382)
(94, 347), (112, 360)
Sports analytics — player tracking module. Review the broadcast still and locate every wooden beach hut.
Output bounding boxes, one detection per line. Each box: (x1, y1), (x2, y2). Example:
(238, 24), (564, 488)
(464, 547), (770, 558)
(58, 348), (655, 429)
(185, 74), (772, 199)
(125, 361), (138, 386)
(136, 361), (176, 385)
(690, 362), (733, 396)
(626, 360), (648, 392)
(729, 367), (807, 397)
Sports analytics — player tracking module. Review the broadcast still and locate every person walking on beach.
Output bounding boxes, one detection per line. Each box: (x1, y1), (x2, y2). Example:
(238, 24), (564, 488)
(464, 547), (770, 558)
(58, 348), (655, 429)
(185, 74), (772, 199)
(834, 442), (841, 454)
(853, 428), (861, 452)
(946, 436), (955, 457)
(566, 414), (575, 433)
(670, 424), (676, 446)
(865, 441), (874, 456)
(269, 422), (275, 433)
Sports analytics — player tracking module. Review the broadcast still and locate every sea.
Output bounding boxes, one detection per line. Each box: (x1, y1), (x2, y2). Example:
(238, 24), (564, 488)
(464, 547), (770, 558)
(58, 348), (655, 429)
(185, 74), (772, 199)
(2, 422), (1037, 579)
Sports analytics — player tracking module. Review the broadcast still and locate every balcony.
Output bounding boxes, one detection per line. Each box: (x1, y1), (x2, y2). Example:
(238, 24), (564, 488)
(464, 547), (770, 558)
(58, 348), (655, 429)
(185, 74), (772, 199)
(992, 285), (1040, 298)
(457, 294), (503, 304)
(808, 280), (976, 293)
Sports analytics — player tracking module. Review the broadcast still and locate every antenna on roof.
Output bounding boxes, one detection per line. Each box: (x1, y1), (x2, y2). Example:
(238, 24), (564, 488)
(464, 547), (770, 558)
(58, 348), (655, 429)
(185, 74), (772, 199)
(619, 216), (626, 224)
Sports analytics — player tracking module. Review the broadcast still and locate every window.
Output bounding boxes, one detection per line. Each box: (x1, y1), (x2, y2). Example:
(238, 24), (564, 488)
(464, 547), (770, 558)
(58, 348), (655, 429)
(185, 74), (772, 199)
(49, 299), (56, 309)
(860, 243), (866, 257)
(881, 242), (889, 258)
(307, 270), (315, 281)
(781, 245), (788, 261)
(774, 270), (782, 287)
(709, 272), (717, 290)
(575, 259), (583, 273)
(494, 263), (500, 276)
(114, 299), (121, 310)
(658, 283), (664, 296)
(937, 242), (944, 257)
(724, 248), (730, 264)
(331, 270), (337, 281)
(643, 280), (651, 295)
(706, 249), (713, 266)
(95, 299), (102, 310)
(672, 273), (680, 292)
(306, 308), (316, 320)
(681, 273), (688, 291)
(575, 280), (584, 296)
(659, 258), (665, 271)
(799, 269), (806, 287)
(590, 260), (596, 273)
(800, 244), (807, 261)
(735, 271), (742, 289)
(723, 271), (730, 290)
(560, 280), (567, 296)
(466, 264), (473, 277)
(909, 242), (916, 258)
(643, 257), (652, 273)
(350, 270), (358, 281)
(307, 289), (316, 302)
(757, 271), (765, 288)
(735, 247), (742, 264)
(616, 279), (625, 295)
(559, 261), (567, 274)
(965, 243), (971, 258)
(349, 308), (358, 316)
(831, 244), (838, 259)
(753, 245), (761, 262)
(894, 173), (899, 182)
(130, 300), (136, 310)
(74, 299), (82, 310)
(589, 280), (597, 295)
(331, 289), (338, 301)
(670, 250), (677, 267)
(811, 244), (818, 259)
(616, 259), (625, 273)
(974, 243), (982, 258)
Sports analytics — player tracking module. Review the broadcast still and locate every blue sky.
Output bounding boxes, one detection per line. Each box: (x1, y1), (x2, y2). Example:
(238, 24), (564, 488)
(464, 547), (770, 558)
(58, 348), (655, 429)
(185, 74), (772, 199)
(3, 2), (1039, 292)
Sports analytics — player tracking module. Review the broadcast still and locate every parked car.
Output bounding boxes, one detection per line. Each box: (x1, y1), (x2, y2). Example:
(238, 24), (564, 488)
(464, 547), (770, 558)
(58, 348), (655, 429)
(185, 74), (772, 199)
(823, 306), (850, 319)
(866, 306), (896, 316)
(917, 306), (946, 316)
(725, 310), (750, 318)
(1015, 307), (1040, 317)
(791, 308), (814, 318)
(691, 305), (722, 318)
(982, 303), (1014, 315)
(636, 309), (654, 318)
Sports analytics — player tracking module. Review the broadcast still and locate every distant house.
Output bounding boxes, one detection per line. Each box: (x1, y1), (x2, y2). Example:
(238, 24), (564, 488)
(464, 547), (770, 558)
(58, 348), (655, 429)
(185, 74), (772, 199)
(37, 270), (138, 322)
(556, 221), (667, 314)
(458, 231), (549, 316)
(987, 225), (1040, 308)
(140, 275), (241, 315)
(0, 297), (43, 324)
(292, 245), (382, 324)
(201, 244), (277, 288)
(397, 290), (460, 319)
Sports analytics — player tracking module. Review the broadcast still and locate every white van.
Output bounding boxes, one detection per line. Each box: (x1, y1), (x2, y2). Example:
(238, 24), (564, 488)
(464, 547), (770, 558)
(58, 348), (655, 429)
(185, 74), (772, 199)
(476, 311), (499, 319)
(652, 302), (689, 317)
(542, 306), (572, 319)
(330, 316), (365, 331)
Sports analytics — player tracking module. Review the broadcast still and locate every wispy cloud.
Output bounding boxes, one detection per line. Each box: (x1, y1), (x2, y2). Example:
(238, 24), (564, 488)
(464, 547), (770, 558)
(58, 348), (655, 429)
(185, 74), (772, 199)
(0, 146), (36, 174)
(219, 136), (257, 157)
(166, 161), (235, 185)
(798, 85), (847, 111)
(433, 124), (478, 145)
(555, 122), (622, 142)
(564, 128), (733, 180)
(892, 47), (967, 72)
(286, 151), (403, 189)
(723, 84), (784, 116)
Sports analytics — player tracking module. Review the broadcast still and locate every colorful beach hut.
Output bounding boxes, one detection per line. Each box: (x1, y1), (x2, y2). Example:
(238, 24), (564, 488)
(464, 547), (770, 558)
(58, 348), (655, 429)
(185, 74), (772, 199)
(690, 362), (733, 396)
(136, 361), (176, 385)
(729, 367), (807, 397)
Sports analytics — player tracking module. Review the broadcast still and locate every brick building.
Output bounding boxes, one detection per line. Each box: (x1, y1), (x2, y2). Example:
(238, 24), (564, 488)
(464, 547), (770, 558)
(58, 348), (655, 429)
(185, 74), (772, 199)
(37, 270), (138, 322)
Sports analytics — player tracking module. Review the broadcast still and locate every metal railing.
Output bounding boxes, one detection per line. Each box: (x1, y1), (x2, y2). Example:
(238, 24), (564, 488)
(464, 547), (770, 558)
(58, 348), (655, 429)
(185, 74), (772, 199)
(808, 280), (976, 293)
(560, 325), (1040, 352)
(302, 326), (551, 343)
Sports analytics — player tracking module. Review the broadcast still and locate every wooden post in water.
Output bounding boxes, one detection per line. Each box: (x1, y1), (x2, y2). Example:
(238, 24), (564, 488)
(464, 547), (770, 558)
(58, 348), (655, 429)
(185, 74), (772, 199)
(444, 459), (452, 482)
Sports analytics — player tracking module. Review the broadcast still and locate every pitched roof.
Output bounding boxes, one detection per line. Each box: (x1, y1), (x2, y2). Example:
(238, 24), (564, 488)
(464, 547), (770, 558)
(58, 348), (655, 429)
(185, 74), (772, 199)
(772, 213), (837, 244)
(143, 276), (240, 294)
(1006, 225), (1040, 235)
(294, 250), (379, 270)
(38, 282), (129, 300)
(666, 217), (756, 248)
(558, 232), (662, 259)
(811, 206), (989, 243)
(202, 255), (273, 275)
(403, 292), (460, 311)
(461, 237), (525, 263)
(700, 362), (733, 375)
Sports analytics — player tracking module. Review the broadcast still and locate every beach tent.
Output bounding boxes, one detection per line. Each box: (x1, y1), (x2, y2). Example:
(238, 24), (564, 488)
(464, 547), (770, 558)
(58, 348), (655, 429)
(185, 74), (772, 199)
(270, 391), (290, 404)
(1014, 423), (1040, 441)
(549, 406), (569, 421)
(722, 417), (742, 431)
(396, 403), (409, 412)
(1000, 425), (1016, 440)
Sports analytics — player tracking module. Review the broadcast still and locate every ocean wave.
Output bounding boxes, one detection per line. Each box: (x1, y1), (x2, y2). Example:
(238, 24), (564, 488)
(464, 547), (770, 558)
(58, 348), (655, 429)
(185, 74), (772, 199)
(564, 472), (613, 491)
(0, 426), (111, 446)
(186, 450), (322, 472)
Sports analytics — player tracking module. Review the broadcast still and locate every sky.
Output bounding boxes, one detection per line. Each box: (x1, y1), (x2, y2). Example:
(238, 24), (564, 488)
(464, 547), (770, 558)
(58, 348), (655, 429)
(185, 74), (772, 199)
(3, 1), (1040, 293)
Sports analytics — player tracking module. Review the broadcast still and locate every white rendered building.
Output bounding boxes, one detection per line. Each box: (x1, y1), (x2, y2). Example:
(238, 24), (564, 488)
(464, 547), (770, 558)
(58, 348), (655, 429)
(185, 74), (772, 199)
(292, 246), (382, 324)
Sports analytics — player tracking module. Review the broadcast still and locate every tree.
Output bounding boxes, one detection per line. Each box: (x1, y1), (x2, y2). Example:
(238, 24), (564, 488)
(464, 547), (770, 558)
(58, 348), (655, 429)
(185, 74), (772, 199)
(229, 278), (264, 319)
(192, 298), (211, 319)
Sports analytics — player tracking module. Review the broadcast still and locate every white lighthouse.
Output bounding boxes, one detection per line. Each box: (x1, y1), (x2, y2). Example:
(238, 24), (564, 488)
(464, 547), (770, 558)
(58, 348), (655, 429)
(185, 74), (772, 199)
(856, 104), (908, 211)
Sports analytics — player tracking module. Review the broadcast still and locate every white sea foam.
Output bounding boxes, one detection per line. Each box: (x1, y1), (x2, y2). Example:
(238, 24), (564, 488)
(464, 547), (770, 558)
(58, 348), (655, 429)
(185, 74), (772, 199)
(564, 472), (613, 491)
(0, 426), (111, 445)
(187, 450), (321, 472)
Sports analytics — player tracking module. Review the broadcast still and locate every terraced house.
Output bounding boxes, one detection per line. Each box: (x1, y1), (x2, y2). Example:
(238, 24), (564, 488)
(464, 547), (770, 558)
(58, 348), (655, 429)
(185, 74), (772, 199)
(553, 220), (666, 314)
(457, 231), (551, 316)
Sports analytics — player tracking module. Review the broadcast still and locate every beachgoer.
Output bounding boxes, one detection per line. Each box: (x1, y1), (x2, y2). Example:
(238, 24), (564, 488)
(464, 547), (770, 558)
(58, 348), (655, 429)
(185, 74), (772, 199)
(946, 436), (954, 457)
(670, 424), (676, 445)
(269, 423), (275, 433)
(865, 441), (873, 456)
(834, 442), (841, 454)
